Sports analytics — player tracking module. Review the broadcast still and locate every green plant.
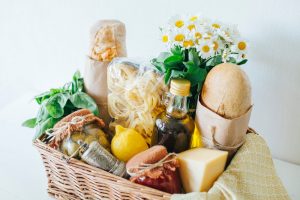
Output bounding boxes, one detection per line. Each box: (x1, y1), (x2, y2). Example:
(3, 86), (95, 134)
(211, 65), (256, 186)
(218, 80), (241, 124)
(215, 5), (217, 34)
(22, 71), (99, 140)
(151, 46), (247, 113)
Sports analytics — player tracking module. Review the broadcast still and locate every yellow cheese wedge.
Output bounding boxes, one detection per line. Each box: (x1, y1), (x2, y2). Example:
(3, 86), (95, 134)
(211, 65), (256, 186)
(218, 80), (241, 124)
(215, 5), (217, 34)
(178, 148), (228, 192)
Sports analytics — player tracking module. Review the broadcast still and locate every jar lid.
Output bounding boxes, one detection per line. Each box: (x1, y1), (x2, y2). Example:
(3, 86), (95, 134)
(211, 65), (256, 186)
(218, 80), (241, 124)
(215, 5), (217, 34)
(170, 79), (191, 96)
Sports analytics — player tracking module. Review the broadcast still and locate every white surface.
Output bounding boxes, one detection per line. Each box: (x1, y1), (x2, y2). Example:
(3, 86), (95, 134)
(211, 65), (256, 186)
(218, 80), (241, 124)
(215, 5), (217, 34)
(0, 93), (299, 199)
(0, 0), (300, 164)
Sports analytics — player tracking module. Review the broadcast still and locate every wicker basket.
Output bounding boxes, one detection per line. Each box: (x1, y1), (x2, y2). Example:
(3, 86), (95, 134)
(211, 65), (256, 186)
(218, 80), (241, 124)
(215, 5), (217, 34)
(33, 138), (172, 200)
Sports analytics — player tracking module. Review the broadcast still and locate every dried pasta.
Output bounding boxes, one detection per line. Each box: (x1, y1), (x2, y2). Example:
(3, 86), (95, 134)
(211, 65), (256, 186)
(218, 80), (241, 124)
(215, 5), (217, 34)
(108, 60), (167, 144)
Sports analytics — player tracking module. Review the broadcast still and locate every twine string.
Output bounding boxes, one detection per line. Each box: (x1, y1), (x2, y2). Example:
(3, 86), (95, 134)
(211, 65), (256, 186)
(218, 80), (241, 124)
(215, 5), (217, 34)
(201, 126), (248, 151)
(45, 115), (92, 142)
(126, 153), (177, 177)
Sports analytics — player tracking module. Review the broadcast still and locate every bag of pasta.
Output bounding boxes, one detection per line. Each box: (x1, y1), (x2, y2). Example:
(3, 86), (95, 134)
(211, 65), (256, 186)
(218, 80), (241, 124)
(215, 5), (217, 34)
(107, 58), (168, 145)
(84, 20), (127, 127)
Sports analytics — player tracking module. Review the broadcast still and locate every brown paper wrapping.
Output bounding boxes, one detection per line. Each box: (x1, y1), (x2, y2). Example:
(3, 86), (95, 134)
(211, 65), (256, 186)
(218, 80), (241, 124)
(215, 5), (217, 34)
(84, 59), (111, 125)
(84, 20), (127, 127)
(195, 99), (252, 159)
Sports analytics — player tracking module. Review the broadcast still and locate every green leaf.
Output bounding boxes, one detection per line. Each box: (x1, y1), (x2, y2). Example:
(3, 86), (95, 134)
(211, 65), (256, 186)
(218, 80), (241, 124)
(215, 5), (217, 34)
(227, 57), (237, 64)
(33, 117), (60, 141)
(183, 61), (207, 86)
(36, 101), (50, 123)
(22, 118), (37, 128)
(164, 55), (183, 67)
(46, 93), (70, 118)
(76, 77), (84, 92)
(151, 58), (166, 73)
(50, 88), (64, 95)
(237, 59), (248, 65)
(164, 69), (172, 84)
(171, 45), (182, 56)
(72, 72), (79, 93)
(188, 48), (200, 66)
(156, 52), (172, 62)
(64, 100), (77, 113)
(35, 91), (51, 104)
(70, 92), (99, 116)
(73, 70), (81, 81)
(183, 61), (197, 70)
(69, 70), (84, 94)
(206, 55), (222, 66)
(170, 70), (184, 79)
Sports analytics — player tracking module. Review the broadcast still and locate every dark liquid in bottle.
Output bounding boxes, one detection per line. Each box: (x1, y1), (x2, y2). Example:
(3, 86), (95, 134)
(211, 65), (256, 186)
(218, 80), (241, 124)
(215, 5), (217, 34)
(152, 112), (194, 153)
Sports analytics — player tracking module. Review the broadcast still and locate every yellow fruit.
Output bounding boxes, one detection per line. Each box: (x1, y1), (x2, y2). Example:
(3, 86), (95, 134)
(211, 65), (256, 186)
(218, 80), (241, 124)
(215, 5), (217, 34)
(111, 125), (148, 162)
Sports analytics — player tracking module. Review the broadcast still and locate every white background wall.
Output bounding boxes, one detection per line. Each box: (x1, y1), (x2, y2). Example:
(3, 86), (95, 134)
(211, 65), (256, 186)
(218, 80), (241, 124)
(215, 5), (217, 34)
(0, 0), (299, 164)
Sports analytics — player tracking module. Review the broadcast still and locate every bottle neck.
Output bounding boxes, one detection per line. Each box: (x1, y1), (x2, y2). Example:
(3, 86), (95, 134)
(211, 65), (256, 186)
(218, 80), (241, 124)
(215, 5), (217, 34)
(166, 93), (188, 119)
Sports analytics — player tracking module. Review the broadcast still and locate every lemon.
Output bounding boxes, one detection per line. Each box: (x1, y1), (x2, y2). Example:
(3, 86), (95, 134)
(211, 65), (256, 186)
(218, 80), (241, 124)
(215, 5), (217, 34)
(111, 125), (148, 162)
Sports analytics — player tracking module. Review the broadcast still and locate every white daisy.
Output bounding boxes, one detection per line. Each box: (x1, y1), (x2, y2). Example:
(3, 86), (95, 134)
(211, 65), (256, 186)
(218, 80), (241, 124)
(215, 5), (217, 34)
(197, 39), (214, 59)
(185, 21), (196, 32)
(160, 27), (171, 43)
(168, 14), (185, 29)
(170, 28), (189, 47)
(231, 38), (248, 54)
(210, 20), (223, 31)
(186, 13), (202, 23)
(227, 24), (241, 41)
(211, 37), (224, 54)
(190, 24), (207, 44)
(182, 31), (195, 49)
(217, 29), (233, 43)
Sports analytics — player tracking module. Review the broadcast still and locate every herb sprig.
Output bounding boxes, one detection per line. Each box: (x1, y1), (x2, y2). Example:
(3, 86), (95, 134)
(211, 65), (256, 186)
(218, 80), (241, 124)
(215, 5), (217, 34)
(22, 71), (99, 140)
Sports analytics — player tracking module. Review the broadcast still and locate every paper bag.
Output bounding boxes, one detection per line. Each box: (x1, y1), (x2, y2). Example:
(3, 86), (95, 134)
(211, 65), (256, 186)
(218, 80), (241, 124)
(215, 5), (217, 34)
(195, 99), (252, 159)
(84, 20), (127, 127)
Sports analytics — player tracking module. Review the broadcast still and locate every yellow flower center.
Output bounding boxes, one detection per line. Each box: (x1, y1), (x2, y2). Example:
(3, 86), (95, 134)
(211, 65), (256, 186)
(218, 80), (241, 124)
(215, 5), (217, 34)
(202, 45), (210, 53)
(238, 41), (246, 50)
(175, 20), (184, 28)
(213, 41), (219, 51)
(212, 23), (220, 29)
(195, 32), (202, 39)
(190, 16), (198, 21)
(183, 40), (194, 47)
(187, 24), (195, 31)
(174, 34), (185, 41)
(162, 35), (168, 43)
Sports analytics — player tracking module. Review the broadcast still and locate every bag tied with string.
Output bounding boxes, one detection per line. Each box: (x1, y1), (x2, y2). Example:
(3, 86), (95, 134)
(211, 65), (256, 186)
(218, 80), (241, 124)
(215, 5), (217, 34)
(195, 63), (253, 160)
(84, 20), (127, 127)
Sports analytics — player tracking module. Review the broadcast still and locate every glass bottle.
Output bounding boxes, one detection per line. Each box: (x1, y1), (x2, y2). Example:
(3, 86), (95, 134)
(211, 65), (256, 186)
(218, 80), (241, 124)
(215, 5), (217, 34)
(152, 79), (194, 153)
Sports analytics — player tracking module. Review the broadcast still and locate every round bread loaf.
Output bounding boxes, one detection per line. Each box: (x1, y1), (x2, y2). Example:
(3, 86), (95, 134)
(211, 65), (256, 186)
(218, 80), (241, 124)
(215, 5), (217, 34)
(126, 145), (168, 171)
(201, 63), (252, 119)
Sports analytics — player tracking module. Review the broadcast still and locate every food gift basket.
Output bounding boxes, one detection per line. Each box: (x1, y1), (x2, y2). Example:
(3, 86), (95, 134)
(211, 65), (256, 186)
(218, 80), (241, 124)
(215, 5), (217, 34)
(24, 14), (291, 200)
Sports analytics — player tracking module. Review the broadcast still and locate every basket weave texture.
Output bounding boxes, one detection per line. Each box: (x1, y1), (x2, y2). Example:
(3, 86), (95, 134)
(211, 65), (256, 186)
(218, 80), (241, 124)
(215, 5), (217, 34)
(34, 139), (172, 200)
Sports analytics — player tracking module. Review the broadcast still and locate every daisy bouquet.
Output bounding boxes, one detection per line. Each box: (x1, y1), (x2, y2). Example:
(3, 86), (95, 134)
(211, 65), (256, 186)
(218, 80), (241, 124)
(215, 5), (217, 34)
(151, 14), (248, 113)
